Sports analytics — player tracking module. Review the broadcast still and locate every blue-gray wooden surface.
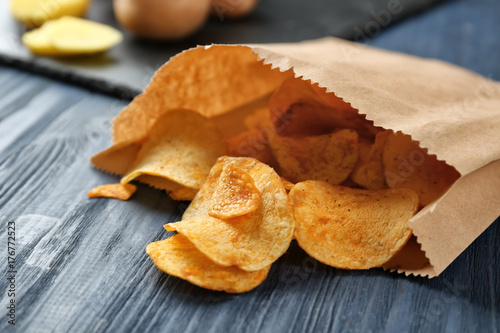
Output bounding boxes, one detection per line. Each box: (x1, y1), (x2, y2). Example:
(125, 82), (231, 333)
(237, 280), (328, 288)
(0, 0), (499, 332)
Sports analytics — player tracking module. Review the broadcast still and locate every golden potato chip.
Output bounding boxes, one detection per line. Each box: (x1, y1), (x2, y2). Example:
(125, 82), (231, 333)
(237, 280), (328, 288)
(131, 174), (198, 201)
(87, 183), (136, 200)
(146, 234), (270, 293)
(290, 181), (419, 269)
(351, 161), (386, 190)
(91, 139), (143, 176)
(280, 177), (295, 192)
(269, 77), (325, 119)
(350, 131), (391, 190)
(382, 236), (430, 272)
(121, 109), (227, 191)
(244, 107), (271, 130)
(382, 132), (460, 206)
(166, 156), (294, 271)
(269, 77), (379, 138)
(208, 165), (261, 219)
(270, 129), (359, 185)
(169, 187), (199, 201)
(111, 47), (291, 145)
(226, 128), (277, 167)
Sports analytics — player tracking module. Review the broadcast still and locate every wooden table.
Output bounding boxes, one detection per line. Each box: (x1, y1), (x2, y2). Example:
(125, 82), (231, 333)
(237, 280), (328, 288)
(0, 0), (499, 332)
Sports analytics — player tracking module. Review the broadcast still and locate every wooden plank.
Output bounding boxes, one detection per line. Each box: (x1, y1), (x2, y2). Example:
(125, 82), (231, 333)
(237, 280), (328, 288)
(0, 0), (499, 331)
(0, 70), (498, 333)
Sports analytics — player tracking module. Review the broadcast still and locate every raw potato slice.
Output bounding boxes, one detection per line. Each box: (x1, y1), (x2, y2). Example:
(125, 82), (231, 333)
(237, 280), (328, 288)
(10, 0), (90, 27)
(382, 132), (460, 206)
(121, 109), (227, 191)
(146, 234), (270, 293)
(208, 165), (261, 219)
(22, 16), (123, 56)
(48, 16), (123, 54)
(87, 183), (136, 200)
(21, 21), (60, 56)
(350, 131), (391, 190)
(290, 181), (418, 269)
(133, 174), (199, 201)
(270, 129), (359, 185)
(166, 156), (295, 271)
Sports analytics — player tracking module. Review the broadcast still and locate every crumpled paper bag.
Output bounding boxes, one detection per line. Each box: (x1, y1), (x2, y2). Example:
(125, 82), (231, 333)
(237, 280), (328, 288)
(92, 37), (500, 277)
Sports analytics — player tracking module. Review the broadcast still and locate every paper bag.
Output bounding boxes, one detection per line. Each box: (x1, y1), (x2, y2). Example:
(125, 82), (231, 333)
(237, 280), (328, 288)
(92, 37), (500, 277)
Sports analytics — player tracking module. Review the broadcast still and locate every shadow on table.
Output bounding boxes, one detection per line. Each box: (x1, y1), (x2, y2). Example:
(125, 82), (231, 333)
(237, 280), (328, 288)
(403, 216), (500, 310)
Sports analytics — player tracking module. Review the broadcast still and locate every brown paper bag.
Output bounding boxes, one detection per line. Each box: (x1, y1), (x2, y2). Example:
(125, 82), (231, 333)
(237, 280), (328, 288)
(92, 37), (500, 277)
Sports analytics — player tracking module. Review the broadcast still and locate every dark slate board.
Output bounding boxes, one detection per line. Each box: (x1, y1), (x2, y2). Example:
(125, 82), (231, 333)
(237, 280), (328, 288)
(0, 0), (442, 99)
(0, 0), (499, 332)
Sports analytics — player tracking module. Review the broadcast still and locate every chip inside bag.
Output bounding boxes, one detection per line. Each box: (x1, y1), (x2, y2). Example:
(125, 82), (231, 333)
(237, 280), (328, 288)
(91, 39), (500, 287)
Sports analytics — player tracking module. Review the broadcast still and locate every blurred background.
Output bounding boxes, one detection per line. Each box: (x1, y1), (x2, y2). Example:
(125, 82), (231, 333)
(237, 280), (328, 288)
(0, 0), (458, 98)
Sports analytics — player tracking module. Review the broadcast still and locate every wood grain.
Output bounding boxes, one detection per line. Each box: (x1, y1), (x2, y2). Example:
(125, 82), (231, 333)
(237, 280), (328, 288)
(0, 0), (499, 331)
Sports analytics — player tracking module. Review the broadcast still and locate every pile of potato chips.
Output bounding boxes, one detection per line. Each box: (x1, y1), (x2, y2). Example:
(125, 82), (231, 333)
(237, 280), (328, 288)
(90, 76), (460, 293)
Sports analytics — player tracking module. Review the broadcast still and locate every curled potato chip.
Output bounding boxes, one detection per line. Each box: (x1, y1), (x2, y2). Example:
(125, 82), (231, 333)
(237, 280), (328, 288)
(91, 139), (143, 176)
(290, 181), (419, 269)
(244, 107), (271, 130)
(121, 109), (227, 191)
(270, 129), (359, 185)
(166, 156), (294, 271)
(382, 132), (460, 206)
(169, 187), (199, 201)
(280, 177), (295, 192)
(350, 131), (391, 190)
(269, 77), (379, 138)
(112, 47), (291, 145)
(226, 128), (277, 167)
(87, 183), (136, 200)
(146, 234), (270, 293)
(209, 165), (261, 219)
(133, 174), (198, 201)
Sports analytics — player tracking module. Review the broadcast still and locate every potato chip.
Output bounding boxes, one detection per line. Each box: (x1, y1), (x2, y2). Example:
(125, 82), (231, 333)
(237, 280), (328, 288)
(226, 128), (277, 167)
(91, 139), (143, 176)
(269, 77), (379, 138)
(146, 234), (270, 293)
(244, 107), (271, 130)
(290, 181), (419, 269)
(382, 132), (461, 206)
(350, 131), (391, 190)
(382, 236), (430, 272)
(169, 187), (199, 201)
(280, 177), (295, 192)
(270, 129), (359, 185)
(87, 183), (136, 200)
(111, 47), (291, 145)
(131, 174), (199, 201)
(121, 109), (227, 191)
(208, 165), (261, 219)
(166, 156), (294, 271)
